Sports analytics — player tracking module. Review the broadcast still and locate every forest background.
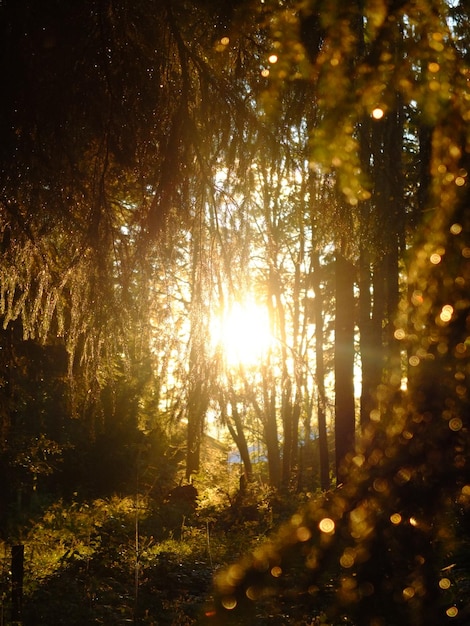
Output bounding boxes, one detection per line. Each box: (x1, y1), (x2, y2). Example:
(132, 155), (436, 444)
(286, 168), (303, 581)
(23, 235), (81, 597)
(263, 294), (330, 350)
(0, 0), (470, 624)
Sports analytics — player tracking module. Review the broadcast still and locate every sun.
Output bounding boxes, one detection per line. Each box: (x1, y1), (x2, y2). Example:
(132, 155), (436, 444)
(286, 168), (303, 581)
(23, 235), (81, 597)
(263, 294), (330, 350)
(211, 299), (273, 367)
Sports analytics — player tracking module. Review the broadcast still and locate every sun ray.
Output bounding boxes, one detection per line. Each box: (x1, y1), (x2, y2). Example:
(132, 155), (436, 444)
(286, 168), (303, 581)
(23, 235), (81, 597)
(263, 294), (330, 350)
(211, 299), (273, 367)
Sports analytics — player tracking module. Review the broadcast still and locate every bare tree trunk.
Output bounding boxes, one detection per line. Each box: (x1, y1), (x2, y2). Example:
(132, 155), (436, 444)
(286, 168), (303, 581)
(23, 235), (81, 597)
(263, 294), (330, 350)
(359, 252), (387, 427)
(384, 103), (405, 391)
(263, 362), (282, 488)
(268, 264), (297, 488)
(219, 392), (253, 483)
(280, 372), (293, 486)
(311, 252), (330, 490)
(11, 544), (24, 625)
(334, 253), (356, 482)
(185, 201), (210, 481)
(265, 401), (282, 488)
(359, 96), (405, 425)
(186, 368), (208, 480)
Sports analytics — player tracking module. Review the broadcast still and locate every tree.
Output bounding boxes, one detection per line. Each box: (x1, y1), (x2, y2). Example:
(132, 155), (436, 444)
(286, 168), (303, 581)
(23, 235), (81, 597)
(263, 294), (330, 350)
(211, 0), (470, 622)
(310, 250), (331, 491)
(334, 253), (356, 481)
(0, 0), (277, 489)
(0, 0), (266, 371)
(2, 0), (467, 568)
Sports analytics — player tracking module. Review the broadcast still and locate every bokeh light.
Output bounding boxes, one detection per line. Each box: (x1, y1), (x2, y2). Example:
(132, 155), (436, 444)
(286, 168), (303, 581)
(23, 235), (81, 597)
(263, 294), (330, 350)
(319, 518), (335, 534)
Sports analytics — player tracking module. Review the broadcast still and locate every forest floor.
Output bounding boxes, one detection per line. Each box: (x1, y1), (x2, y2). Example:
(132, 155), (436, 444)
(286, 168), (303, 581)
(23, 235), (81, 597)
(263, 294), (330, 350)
(2, 488), (328, 625)
(3, 489), (470, 625)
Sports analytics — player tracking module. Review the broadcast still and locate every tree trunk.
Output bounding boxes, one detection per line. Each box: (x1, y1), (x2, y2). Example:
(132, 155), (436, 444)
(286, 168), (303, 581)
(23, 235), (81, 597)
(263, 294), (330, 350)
(186, 376), (207, 480)
(185, 322), (211, 478)
(311, 252), (330, 490)
(281, 374), (293, 486)
(11, 544), (24, 625)
(359, 98), (405, 423)
(220, 393), (253, 483)
(268, 264), (297, 488)
(334, 253), (356, 482)
(265, 415), (281, 488)
(185, 313), (209, 480)
(263, 363), (282, 488)
(358, 251), (383, 427)
(185, 197), (210, 480)
(384, 104), (405, 392)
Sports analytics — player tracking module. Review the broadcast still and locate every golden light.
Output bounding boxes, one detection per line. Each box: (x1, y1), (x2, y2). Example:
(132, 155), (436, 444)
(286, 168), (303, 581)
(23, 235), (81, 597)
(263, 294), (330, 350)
(319, 517), (335, 534)
(440, 304), (454, 323)
(449, 417), (463, 432)
(340, 548), (355, 568)
(212, 300), (273, 366)
(221, 597), (237, 610)
(296, 525), (312, 542)
(372, 107), (384, 119)
(394, 328), (406, 340)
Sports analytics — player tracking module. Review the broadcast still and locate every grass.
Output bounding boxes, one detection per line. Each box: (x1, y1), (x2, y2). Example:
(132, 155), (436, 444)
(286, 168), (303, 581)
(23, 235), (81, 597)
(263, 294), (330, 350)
(2, 484), (469, 626)
(0, 483), (290, 625)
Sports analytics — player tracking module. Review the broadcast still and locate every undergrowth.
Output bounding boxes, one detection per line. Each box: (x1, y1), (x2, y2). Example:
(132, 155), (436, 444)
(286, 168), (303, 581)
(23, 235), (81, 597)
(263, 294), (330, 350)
(0, 482), (297, 625)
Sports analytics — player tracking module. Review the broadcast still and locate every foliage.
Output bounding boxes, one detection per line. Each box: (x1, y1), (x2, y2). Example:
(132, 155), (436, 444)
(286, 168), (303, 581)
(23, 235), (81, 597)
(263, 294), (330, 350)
(0, 0), (265, 379)
(0, 482), (306, 625)
(204, 0), (470, 623)
(0, 0), (469, 623)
